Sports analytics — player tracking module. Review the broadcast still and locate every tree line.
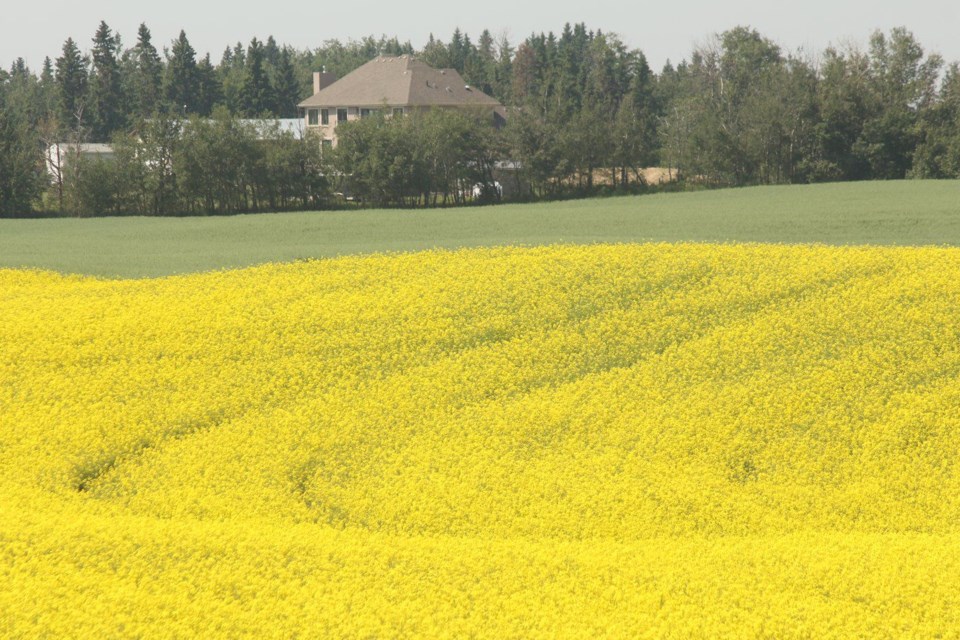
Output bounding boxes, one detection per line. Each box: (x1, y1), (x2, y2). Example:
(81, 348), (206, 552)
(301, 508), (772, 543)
(47, 112), (329, 216)
(2, 22), (960, 216)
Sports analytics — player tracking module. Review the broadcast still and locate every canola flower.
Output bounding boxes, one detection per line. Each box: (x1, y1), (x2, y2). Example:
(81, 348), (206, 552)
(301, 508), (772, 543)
(2, 243), (960, 638)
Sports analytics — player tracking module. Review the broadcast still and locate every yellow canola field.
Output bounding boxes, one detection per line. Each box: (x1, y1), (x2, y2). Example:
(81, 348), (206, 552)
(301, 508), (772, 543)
(2, 243), (960, 638)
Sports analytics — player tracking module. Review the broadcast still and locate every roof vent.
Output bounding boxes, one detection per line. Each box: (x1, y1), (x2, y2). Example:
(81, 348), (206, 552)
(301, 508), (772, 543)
(440, 70), (446, 75)
(465, 84), (471, 91)
(446, 86), (452, 92)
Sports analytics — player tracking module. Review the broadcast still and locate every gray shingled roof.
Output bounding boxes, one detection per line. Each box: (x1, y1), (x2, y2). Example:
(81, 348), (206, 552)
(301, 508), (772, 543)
(298, 56), (502, 109)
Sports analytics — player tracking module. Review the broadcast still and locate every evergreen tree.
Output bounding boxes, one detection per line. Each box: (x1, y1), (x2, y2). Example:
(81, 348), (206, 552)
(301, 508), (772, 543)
(232, 42), (246, 66)
(494, 34), (513, 103)
(0, 87), (43, 216)
(9, 58), (29, 78)
(129, 23), (163, 118)
(273, 48), (302, 118)
(196, 53), (223, 116)
(2, 59), (46, 134)
(471, 30), (497, 95)
(164, 30), (199, 114)
(264, 36), (281, 68)
(88, 21), (125, 141)
(447, 28), (472, 73)
(38, 57), (59, 116)
(219, 43), (247, 114)
(240, 37), (272, 116)
(554, 24), (583, 117)
(55, 37), (88, 132)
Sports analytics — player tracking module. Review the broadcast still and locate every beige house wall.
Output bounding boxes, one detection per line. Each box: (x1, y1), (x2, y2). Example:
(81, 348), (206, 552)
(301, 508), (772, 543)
(303, 105), (501, 148)
(303, 106), (405, 148)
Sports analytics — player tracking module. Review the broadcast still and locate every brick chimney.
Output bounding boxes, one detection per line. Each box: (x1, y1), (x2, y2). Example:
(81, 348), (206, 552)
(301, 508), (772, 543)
(313, 71), (337, 95)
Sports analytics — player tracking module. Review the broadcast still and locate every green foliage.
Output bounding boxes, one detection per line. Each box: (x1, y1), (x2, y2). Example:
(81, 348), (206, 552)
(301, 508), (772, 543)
(195, 54), (222, 117)
(655, 26), (947, 186)
(54, 37), (87, 131)
(261, 126), (329, 209)
(117, 116), (181, 215)
(0, 88), (44, 216)
(88, 21), (126, 141)
(62, 153), (123, 216)
(42, 111), (330, 217)
(176, 112), (258, 212)
(333, 108), (497, 207)
(164, 30), (199, 115)
(126, 24), (163, 119)
(912, 64), (960, 178)
(239, 38), (272, 117)
(502, 25), (658, 195)
(272, 49), (302, 118)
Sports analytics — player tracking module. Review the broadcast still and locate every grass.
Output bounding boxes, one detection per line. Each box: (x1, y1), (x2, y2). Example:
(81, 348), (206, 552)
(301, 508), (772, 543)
(1, 180), (959, 278)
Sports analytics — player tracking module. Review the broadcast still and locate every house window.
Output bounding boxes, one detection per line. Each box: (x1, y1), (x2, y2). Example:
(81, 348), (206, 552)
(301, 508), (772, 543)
(337, 108), (348, 123)
(392, 108), (404, 117)
(308, 109), (319, 126)
(321, 109), (329, 125)
(360, 108), (379, 119)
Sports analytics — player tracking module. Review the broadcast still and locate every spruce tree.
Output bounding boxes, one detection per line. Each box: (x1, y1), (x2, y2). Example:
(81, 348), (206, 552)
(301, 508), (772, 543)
(219, 43), (246, 114)
(472, 30), (497, 96)
(88, 21), (125, 140)
(55, 37), (88, 132)
(494, 35), (513, 103)
(38, 57), (58, 116)
(448, 28), (469, 73)
(272, 48), (301, 118)
(130, 23), (163, 118)
(240, 37), (272, 116)
(164, 30), (199, 114)
(0, 88), (43, 216)
(196, 53), (223, 116)
(264, 36), (281, 68)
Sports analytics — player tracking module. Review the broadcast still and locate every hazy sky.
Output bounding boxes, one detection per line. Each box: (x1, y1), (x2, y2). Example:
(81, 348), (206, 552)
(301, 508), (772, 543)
(3, 0), (959, 72)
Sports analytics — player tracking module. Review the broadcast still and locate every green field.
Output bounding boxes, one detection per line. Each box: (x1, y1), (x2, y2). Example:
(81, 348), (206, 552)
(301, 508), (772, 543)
(1, 180), (958, 278)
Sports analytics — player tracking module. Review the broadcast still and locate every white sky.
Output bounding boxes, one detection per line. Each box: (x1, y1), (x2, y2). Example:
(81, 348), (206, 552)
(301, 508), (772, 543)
(3, 0), (959, 72)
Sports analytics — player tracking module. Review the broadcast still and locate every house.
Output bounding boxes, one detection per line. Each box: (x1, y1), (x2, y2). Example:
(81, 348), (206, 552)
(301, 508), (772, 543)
(298, 55), (506, 148)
